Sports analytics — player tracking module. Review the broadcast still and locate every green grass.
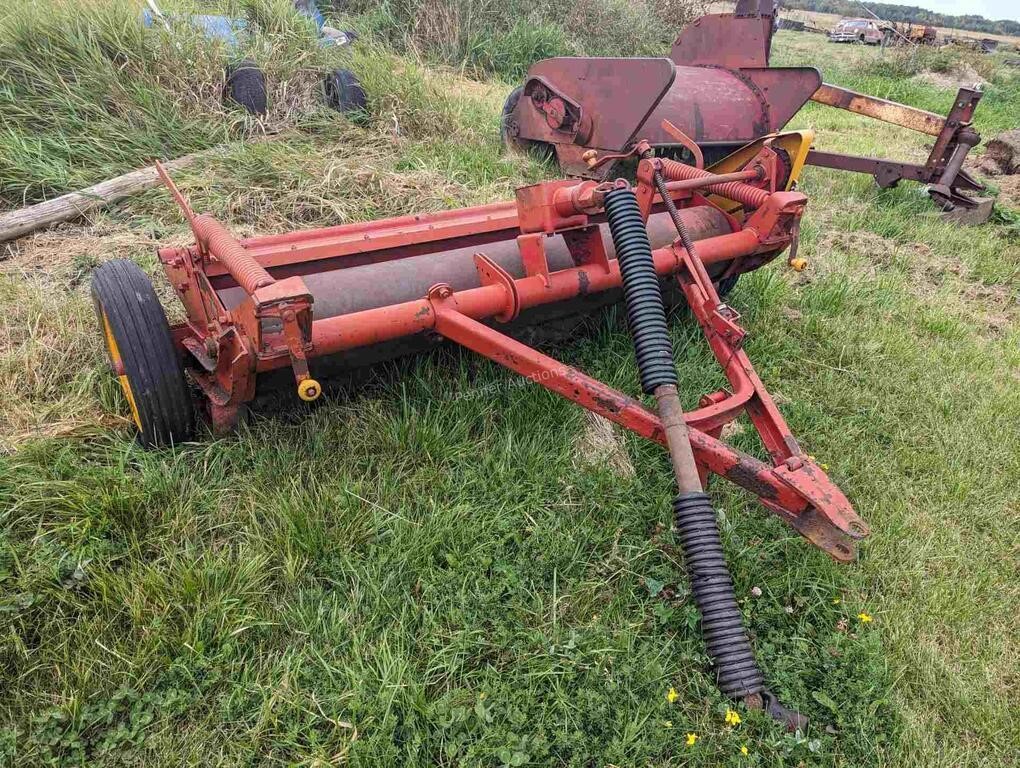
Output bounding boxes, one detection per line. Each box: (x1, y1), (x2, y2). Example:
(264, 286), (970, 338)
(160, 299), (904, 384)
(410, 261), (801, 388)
(343, 0), (704, 81)
(0, 0), (353, 208)
(0, 0), (702, 209)
(1, 11), (1019, 768)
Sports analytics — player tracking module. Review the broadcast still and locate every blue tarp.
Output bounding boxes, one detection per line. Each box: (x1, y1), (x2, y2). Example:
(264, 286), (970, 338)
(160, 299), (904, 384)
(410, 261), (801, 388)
(142, 1), (325, 47)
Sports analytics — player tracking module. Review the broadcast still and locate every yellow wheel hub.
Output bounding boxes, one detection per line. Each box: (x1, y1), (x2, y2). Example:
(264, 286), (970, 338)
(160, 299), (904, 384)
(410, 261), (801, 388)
(101, 310), (142, 430)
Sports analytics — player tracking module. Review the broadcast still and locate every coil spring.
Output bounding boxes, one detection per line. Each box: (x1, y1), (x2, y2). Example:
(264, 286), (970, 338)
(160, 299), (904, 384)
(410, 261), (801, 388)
(658, 158), (769, 209)
(675, 491), (765, 698)
(194, 214), (275, 294)
(603, 188), (677, 395)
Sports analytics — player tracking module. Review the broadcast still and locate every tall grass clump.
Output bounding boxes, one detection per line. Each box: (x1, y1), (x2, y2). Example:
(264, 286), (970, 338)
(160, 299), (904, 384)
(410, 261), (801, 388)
(0, 0), (344, 208)
(334, 0), (706, 81)
(862, 44), (958, 78)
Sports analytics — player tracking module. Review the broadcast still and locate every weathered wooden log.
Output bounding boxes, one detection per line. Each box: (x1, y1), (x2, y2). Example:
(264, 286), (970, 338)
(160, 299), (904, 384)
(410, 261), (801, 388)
(0, 154), (203, 243)
(0, 133), (283, 243)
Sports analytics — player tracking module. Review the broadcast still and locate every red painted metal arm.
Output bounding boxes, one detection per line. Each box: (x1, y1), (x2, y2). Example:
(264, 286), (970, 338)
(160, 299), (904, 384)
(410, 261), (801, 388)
(428, 302), (866, 561)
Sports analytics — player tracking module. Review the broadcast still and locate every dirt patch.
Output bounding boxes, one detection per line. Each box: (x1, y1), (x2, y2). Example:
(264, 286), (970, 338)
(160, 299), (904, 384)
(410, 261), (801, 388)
(906, 250), (1018, 336)
(968, 132), (1020, 208)
(829, 230), (899, 265)
(973, 130), (1020, 177)
(912, 63), (988, 91)
(573, 411), (635, 479)
(961, 281), (1019, 336)
(816, 230), (965, 284)
(992, 174), (1020, 210)
(792, 229), (898, 285)
(983, 130), (1020, 175)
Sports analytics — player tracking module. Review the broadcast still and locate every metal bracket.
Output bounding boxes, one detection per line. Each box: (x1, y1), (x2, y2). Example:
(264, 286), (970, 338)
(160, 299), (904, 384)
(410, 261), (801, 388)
(660, 119), (704, 169)
(516, 234), (550, 282)
(707, 303), (746, 349)
(474, 253), (521, 322)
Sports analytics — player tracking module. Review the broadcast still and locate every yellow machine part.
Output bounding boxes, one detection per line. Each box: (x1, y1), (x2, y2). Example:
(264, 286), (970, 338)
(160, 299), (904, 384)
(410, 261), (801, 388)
(297, 378), (323, 402)
(101, 310), (142, 430)
(705, 130), (814, 213)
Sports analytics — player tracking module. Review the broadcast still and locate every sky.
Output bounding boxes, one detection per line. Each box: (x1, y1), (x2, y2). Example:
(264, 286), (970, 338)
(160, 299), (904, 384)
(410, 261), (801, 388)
(879, 0), (1020, 22)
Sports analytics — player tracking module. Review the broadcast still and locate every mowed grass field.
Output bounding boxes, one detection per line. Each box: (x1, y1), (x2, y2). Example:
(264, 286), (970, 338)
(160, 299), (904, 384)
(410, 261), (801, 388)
(1, 3), (1019, 766)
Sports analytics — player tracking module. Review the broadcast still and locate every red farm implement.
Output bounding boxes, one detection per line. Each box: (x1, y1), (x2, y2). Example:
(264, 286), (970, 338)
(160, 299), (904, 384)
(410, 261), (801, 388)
(91, 114), (868, 726)
(501, 0), (991, 222)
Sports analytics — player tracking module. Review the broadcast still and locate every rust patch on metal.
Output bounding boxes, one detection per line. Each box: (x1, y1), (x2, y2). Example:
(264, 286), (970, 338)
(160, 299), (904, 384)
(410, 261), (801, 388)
(811, 83), (945, 136)
(592, 394), (623, 414)
(724, 461), (778, 500)
(577, 270), (591, 295)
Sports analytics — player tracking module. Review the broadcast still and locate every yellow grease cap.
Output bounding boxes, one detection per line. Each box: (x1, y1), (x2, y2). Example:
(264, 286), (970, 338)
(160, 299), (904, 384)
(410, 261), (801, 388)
(298, 378), (322, 401)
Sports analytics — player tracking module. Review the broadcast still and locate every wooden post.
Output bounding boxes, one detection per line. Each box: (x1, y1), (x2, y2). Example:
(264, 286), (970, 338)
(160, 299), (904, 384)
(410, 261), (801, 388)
(0, 134), (282, 244)
(0, 155), (204, 243)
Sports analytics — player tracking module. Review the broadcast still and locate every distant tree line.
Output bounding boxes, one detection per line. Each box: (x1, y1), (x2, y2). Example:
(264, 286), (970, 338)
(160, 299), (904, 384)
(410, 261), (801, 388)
(781, 0), (1020, 36)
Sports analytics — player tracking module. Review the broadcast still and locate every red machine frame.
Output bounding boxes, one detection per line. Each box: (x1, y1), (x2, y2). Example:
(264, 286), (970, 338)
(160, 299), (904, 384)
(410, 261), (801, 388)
(154, 140), (869, 562)
(504, 0), (990, 221)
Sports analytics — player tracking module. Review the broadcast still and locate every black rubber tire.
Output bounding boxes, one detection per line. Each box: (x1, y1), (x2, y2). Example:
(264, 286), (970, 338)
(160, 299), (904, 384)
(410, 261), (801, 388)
(323, 68), (367, 114)
(91, 260), (194, 448)
(224, 59), (267, 116)
(500, 86), (553, 160)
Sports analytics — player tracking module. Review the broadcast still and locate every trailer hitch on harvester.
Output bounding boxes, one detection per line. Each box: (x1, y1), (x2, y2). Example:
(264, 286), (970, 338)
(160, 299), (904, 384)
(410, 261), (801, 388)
(91, 111), (868, 727)
(502, 0), (992, 223)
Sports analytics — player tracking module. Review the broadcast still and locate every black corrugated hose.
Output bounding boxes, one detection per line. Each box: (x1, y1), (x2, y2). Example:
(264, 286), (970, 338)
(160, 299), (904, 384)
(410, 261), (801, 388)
(604, 185), (806, 731)
(674, 491), (765, 698)
(602, 187), (677, 395)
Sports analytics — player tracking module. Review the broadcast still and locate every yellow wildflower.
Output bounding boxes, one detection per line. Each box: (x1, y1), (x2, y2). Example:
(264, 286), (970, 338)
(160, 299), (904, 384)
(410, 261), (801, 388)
(725, 708), (742, 726)
(832, 597), (841, 604)
(741, 745), (749, 756)
(666, 686), (679, 704)
(685, 733), (698, 747)
(663, 720), (673, 729)
(858, 612), (873, 623)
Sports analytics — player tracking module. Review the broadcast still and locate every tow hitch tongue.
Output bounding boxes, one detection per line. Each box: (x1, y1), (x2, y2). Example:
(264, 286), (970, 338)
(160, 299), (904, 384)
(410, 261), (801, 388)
(603, 147), (805, 730)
